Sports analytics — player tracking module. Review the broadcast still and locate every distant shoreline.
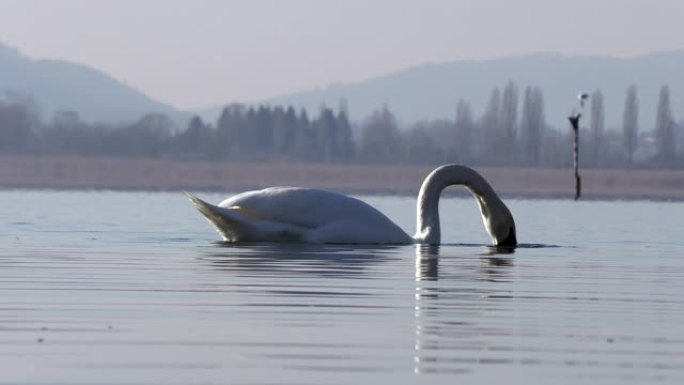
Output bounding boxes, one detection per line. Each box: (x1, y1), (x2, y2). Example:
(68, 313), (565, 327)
(1, 156), (684, 201)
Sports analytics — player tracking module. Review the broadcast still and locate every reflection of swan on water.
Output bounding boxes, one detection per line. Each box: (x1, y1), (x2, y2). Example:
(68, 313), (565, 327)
(200, 244), (401, 278)
(413, 244), (515, 374)
(187, 164), (516, 247)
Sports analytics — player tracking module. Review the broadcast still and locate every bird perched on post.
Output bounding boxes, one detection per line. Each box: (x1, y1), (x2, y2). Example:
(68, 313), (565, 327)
(578, 93), (589, 107)
(569, 93), (589, 132)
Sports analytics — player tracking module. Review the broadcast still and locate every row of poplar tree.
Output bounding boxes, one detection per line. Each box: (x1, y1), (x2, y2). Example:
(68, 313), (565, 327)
(0, 82), (681, 168)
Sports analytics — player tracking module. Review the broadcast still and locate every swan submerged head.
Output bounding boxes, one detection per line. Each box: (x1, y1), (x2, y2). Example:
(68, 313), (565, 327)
(499, 226), (517, 247)
(478, 196), (517, 247)
(416, 164), (517, 248)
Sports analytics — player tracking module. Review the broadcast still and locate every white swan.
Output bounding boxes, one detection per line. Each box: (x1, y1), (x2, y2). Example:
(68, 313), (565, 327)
(187, 164), (516, 247)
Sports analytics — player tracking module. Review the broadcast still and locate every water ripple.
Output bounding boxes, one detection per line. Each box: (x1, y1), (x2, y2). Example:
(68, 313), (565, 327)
(2, 192), (684, 384)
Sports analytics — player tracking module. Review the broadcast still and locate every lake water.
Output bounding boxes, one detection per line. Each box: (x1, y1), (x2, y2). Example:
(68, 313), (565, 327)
(1, 190), (684, 384)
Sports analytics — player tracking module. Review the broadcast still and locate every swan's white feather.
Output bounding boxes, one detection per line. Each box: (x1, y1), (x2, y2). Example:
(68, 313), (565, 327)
(188, 188), (412, 244)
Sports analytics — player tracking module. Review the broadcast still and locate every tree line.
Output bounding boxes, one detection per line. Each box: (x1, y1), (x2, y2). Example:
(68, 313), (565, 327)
(0, 82), (682, 168)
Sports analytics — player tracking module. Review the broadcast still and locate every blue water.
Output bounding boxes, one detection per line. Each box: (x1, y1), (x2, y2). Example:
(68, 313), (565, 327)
(1, 190), (683, 384)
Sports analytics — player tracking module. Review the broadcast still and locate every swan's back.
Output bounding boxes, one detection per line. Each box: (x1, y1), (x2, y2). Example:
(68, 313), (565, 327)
(221, 188), (375, 226)
(198, 187), (411, 244)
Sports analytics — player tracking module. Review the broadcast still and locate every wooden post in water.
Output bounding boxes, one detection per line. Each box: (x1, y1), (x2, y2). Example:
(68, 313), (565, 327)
(569, 93), (588, 201)
(568, 115), (581, 200)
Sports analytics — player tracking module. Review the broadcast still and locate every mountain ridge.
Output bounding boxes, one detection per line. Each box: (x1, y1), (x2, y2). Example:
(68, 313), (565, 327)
(3, 41), (683, 130)
(0, 42), (185, 124)
(254, 50), (684, 129)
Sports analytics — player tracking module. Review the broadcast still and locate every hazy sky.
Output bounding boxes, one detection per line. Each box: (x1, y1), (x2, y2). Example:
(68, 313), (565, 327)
(1, 0), (683, 110)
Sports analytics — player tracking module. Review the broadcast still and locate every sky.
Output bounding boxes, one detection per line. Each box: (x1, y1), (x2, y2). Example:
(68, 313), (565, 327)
(1, 0), (683, 110)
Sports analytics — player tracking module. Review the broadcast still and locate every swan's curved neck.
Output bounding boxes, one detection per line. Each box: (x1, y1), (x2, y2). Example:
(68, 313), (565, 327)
(414, 165), (515, 246)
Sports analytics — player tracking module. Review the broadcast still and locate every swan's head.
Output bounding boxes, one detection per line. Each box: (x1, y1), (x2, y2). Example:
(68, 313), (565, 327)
(478, 196), (517, 248)
(487, 211), (516, 247)
(495, 222), (517, 248)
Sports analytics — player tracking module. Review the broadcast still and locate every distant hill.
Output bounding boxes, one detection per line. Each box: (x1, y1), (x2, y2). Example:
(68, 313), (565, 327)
(5, 40), (682, 131)
(198, 51), (684, 130)
(0, 42), (185, 125)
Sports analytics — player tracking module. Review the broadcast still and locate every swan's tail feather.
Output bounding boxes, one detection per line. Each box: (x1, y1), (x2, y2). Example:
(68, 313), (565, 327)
(185, 192), (221, 223)
(185, 192), (244, 241)
(186, 193), (305, 243)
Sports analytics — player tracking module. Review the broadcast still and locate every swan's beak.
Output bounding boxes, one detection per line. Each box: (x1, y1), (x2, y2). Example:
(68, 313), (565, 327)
(497, 226), (517, 248)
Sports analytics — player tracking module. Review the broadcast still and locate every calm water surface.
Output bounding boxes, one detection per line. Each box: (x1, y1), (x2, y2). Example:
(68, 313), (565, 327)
(1, 190), (684, 384)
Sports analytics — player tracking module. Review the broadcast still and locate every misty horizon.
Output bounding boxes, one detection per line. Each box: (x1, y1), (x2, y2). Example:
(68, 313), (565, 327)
(3, 38), (684, 114)
(3, 39), (684, 132)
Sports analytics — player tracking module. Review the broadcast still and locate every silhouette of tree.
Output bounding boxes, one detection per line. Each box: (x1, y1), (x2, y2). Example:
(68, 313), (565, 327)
(0, 98), (36, 153)
(239, 105), (274, 160)
(358, 106), (401, 164)
(455, 100), (474, 163)
(498, 81), (518, 162)
(106, 113), (173, 157)
(334, 102), (354, 162)
(589, 90), (605, 167)
(520, 86), (545, 166)
(481, 87), (501, 162)
(315, 105), (337, 162)
(404, 123), (437, 164)
(292, 108), (315, 161)
(622, 84), (639, 165)
(271, 106), (287, 158)
(655, 85), (676, 164)
(217, 103), (248, 159)
(43, 110), (89, 155)
(175, 115), (214, 159)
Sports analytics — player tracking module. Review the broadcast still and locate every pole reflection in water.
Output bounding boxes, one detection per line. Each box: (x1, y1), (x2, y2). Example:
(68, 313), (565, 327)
(413, 244), (515, 375)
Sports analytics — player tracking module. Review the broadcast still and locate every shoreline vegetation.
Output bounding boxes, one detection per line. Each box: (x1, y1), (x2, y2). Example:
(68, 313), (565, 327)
(1, 155), (683, 200)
